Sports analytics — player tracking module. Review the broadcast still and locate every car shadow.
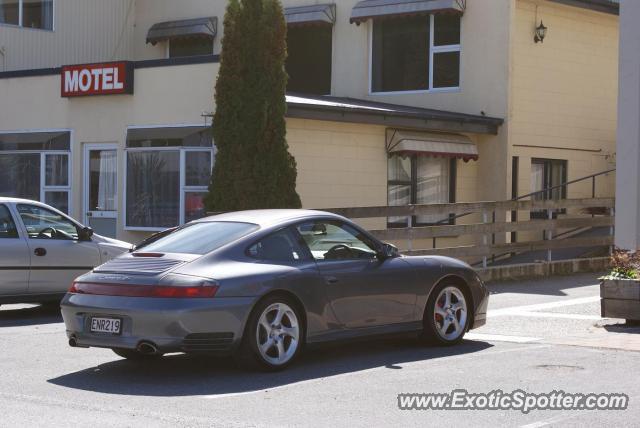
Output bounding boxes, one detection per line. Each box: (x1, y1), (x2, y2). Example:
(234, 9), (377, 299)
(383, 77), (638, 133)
(0, 304), (62, 327)
(487, 271), (605, 297)
(48, 337), (493, 397)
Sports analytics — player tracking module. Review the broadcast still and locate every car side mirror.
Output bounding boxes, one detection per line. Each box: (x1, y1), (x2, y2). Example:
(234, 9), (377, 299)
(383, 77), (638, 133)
(78, 226), (94, 241)
(378, 243), (399, 260)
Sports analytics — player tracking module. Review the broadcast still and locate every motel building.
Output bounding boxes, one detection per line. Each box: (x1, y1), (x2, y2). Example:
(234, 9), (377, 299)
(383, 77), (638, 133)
(0, 0), (618, 248)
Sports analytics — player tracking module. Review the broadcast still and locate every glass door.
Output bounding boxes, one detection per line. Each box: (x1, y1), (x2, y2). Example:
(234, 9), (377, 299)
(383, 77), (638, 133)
(84, 144), (118, 238)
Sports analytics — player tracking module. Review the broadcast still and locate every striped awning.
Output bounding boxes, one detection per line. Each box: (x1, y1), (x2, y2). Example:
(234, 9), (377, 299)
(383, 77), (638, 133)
(285, 4), (336, 26)
(146, 17), (217, 45)
(350, 0), (465, 24)
(386, 129), (478, 161)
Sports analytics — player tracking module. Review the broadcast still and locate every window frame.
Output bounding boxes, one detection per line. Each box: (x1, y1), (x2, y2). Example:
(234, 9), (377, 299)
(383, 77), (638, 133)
(368, 14), (462, 95)
(530, 158), (568, 220)
(285, 23), (334, 96)
(123, 125), (215, 232)
(387, 155), (456, 228)
(166, 37), (215, 59)
(0, 129), (73, 214)
(0, 0), (55, 32)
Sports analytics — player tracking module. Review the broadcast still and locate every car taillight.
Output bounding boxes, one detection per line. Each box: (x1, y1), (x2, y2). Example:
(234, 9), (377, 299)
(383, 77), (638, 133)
(68, 281), (218, 298)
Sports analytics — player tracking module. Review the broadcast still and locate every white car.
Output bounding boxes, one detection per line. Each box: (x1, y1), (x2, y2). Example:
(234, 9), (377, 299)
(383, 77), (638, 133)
(0, 197), (131, 305)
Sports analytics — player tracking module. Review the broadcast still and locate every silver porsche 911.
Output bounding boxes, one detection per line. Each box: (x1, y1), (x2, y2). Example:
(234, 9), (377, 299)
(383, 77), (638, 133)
(61, 210), (489, 371)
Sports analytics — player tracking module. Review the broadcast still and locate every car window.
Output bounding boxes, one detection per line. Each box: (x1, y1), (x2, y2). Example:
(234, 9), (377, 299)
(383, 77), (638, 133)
(0, 205), (18, 239)
(296, 221), (378, 261)
(247, 228), (306, 263)
(140, 221), (259, 255)
(17, 204), (79, 240)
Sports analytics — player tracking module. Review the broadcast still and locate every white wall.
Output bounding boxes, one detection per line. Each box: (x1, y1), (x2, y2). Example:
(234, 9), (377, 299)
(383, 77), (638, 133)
(615, 0), (640, 250)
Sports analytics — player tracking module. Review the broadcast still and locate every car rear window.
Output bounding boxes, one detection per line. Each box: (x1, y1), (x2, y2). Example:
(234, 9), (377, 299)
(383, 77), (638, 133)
(139, 222), (259, 255)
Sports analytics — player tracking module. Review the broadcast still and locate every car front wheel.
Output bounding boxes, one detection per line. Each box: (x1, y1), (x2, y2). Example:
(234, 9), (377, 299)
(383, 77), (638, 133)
(423, 282), (470, 345)
(239, 296), (303, 371)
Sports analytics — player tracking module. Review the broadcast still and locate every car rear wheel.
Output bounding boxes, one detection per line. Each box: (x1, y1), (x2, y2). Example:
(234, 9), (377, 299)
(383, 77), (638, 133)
(112, 348), (163, 361)
(423, 282), (469, 345)
(238, 296), (303, 371)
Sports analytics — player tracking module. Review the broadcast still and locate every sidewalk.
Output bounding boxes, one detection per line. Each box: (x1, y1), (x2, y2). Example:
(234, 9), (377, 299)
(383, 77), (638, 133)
(471, 272), (640, 353)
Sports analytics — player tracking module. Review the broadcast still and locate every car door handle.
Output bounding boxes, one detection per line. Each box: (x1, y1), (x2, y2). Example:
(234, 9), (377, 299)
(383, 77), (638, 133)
(34, 247), (47, 257)
(325, 276), (338, 285)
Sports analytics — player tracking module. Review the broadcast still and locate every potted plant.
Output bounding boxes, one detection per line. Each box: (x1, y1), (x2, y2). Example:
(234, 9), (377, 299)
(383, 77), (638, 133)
(600, 249), (640, 323)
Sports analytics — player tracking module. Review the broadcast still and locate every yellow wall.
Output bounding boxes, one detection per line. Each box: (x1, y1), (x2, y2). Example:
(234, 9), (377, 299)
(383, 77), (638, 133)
(510, 0), (618, 201)
(0, 0), (135, 72)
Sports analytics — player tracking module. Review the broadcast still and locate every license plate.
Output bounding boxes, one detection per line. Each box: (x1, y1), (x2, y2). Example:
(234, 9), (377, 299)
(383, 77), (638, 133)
(90, 317), (122, 334)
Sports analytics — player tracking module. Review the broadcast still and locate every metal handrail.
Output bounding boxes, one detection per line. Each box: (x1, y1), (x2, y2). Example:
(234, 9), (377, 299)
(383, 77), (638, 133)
(430, 168), (616, 266)
(514, 168), (615, 201)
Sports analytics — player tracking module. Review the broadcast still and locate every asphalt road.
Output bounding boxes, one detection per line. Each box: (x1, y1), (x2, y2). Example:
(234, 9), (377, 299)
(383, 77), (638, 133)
(1, 272), (639, 427)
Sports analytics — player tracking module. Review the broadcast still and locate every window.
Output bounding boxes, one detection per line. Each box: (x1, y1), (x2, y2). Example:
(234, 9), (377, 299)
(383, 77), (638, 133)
(0, 132), (71, 213)
(125, 127), (214, 229)
(247, 228), (306, 263)
(17, 204), (78, 240)
(0, 0), (53, 30)
(140, 221), (258, 255)
(169, 38), (213, 58)
(286, 25), (332, 95)
(0, 205), (18, 239)
(371, 14), (460, 93)
(387, 154), (455, 227)
(530, 158), (567, 219)
(296, 221), (377, 261)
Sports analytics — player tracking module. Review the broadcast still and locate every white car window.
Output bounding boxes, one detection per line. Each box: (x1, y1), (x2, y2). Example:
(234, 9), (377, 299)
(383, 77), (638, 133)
(0, 205), (19, 239)
(16, 204), (79, 240)
(296, 221), (377, 261)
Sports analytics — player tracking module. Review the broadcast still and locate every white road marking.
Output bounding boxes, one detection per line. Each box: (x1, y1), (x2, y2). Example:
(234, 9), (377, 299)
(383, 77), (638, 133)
(520, 413), (580, 428)
(465, 333), (542, 343)
(488, 296), (600, 316)
(497, 311), (602, 321)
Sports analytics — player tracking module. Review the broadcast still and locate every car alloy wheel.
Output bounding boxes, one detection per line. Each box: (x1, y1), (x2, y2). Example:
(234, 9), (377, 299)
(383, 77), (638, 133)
(433, 286), (468, 341)
(423, 282), (469, 345)
(256, 302), (300, 366)
(239, 296), (304, 371)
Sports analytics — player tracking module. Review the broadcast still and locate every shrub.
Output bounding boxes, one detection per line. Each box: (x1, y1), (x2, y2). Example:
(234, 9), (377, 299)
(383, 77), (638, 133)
(604, 248), (640, 280)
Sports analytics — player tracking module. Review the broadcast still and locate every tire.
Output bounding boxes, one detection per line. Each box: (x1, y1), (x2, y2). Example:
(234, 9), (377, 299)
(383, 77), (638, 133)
(237, 295), (304, 371)
(422, 281), (470, 346)
(112, 348), (163, 361)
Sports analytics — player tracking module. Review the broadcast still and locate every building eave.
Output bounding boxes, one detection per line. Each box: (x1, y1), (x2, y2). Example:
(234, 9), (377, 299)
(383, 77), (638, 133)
(547, 0), (619, 15)
(285, 94), (504, 135)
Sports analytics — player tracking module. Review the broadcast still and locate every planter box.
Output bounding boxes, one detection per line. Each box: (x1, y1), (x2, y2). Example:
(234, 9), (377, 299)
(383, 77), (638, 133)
(601, 278), (640, 322)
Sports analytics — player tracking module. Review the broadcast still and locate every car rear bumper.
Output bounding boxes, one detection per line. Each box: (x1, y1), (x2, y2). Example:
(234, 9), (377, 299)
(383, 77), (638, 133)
(60, 293), (256, 354)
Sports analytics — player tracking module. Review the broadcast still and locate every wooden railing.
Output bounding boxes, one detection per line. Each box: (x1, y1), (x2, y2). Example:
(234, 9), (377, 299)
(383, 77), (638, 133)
(324, 198), (615, 267)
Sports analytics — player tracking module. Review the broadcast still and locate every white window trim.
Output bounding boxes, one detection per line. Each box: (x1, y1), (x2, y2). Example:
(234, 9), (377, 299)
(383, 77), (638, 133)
(0, 0), (55, 32)
(0, 128), (73, 214)
(41, 151), (71, 212)
(123, 124), (214, 232)
(368, 14), (462, 95)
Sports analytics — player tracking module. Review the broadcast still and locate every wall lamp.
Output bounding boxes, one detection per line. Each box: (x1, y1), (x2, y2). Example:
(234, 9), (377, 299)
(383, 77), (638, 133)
(534, 21), (547, 43)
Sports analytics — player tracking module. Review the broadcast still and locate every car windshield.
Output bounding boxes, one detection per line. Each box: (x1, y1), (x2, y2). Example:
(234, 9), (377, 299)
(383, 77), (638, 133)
(139, 222), (259, 255)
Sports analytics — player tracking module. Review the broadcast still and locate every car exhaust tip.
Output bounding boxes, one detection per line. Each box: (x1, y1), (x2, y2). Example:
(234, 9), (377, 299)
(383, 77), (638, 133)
(68, 336), (78, 347)
(137, 341), (158, 355)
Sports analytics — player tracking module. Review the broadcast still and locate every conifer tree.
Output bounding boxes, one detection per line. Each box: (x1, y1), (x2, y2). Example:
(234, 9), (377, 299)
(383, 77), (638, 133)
(205, 0), (301, 211)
